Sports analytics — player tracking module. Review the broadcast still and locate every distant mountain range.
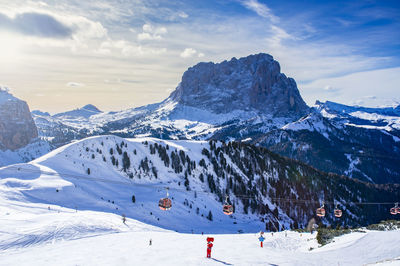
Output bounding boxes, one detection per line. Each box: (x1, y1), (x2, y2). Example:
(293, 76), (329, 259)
(27, 53), (400, 184)
(1, 53), (399, 231)
(1, 54), (399, 184)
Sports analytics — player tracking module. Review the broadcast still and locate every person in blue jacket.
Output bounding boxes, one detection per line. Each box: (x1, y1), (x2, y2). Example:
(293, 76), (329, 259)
(258, 232), (265, 247)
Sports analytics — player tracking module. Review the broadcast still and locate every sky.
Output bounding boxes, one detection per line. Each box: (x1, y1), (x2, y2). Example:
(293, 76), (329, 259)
(0, 0), (399, 113)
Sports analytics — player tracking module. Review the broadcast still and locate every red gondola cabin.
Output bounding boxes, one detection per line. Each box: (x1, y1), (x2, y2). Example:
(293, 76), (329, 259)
(316, 207), (325, 217)
(223, 204), (233, 215)
(159, 198), (172, 210)
(334, 208), (342, 218)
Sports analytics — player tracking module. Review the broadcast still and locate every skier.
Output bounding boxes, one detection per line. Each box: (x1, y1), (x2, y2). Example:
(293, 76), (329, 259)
(258, 232), (265, 248)
(149, 239), (152, 246)
(206, 237), (214, 258)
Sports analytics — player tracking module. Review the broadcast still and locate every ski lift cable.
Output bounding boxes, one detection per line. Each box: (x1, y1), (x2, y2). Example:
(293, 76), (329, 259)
(2, 165), (399, 206)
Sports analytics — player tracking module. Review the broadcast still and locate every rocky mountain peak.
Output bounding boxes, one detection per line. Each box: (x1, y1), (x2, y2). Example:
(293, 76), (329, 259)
(53, 104), (102, 119)
(0, 87), (18, 104)
(169, 53), (309, 117)
(82, 104), (101, 113)
(0, 89), (38, 151)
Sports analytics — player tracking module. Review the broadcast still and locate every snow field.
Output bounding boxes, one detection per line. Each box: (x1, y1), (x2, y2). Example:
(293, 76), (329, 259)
(0, 209), (399, 266)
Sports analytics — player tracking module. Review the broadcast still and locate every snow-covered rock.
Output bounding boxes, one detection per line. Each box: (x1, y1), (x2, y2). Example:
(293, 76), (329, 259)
(170, 53), (309, 117)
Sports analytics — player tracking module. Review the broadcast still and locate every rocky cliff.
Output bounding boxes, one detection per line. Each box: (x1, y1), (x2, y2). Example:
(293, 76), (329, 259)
(0, 88), (38, 151)
(170, 53), (309, 117)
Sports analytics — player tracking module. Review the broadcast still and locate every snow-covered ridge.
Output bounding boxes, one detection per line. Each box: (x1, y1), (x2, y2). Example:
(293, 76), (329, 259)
(316, 100), (400, 117)
(0, 139), (50, 167)
(53, 104), (102, 119)
(0, 87), (18, 104)
(316, 100), (400, 131)
(281, 112), (332, 139)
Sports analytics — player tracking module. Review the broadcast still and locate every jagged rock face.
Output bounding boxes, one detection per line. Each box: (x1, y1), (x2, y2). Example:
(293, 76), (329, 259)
(170, 53), (309, 117)
(0, 90), (38, 151)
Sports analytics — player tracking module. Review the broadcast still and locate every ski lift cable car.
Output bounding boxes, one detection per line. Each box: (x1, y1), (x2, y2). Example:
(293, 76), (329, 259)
(159, 187), (172, 211)
(390, 202), (398, 215)
(316, 201), (325, 217)
(223, 195), (233, 215)
(334, 204), (342, 218)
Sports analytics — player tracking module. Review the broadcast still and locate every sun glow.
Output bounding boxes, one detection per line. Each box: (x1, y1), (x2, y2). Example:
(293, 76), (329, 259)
(0, 33), (23, 62)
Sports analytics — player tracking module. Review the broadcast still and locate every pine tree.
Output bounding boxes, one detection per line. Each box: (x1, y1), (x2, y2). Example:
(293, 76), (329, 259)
(207, 210), (213, 221)
(122, 151), (131, 172)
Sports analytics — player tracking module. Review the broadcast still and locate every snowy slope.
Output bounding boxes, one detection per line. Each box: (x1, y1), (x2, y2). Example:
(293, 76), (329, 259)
(0, 135), (268, 235)
(0, 135), (399, 265)
(0, 139), (51, 167)
(1, 135), (398, 236)
(0, 212), (399, 266)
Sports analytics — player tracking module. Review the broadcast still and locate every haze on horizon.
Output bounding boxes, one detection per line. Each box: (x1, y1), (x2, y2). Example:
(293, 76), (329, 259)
(0, 0), (399, 113)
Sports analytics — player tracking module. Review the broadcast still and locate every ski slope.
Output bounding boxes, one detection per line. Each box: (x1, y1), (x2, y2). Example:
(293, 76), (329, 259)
(0, 135), (267, 235)
(0, 203), (399, 266)
(0, 135), (399, 265)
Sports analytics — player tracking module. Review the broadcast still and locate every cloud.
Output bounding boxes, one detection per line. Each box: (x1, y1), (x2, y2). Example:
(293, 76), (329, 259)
(99, 39), (167, 57)
(240, 0), (279, 23)
(180, 48), (204, 58)
(66, 82), (85, 87)
(363, 95), (377, 100)
(178, 12), (188, 19)
(0, 12), (73, 38)
(180, 48), (196, 58)
(300, 67), (400, 107)
(137, 24), (167, 41)
(323, 85), (339, 92)
(267, 25), (294, 47)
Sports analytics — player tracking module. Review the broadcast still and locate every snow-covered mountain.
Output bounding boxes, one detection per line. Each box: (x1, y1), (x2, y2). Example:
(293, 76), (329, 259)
(0, 88), (50, 166)
(53, 104), (102, 119)
(32, 53), (309, 144)
(0, 139), (50, 166)
(29, 54), (400, 184)
(256, 101), (400, 184)
(0, 135), (398, 235)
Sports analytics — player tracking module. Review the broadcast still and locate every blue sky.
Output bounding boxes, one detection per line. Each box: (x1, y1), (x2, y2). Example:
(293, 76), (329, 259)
(0, 0), (399, 112)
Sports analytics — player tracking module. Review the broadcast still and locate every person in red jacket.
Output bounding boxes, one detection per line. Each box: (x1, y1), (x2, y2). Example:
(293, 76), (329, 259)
(206, 237), (214, 258)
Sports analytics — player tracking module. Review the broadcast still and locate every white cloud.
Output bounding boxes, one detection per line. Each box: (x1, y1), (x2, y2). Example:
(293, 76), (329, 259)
(66, 82), (85, 87)
(137, 24), (167, 41)
(267, 25), (294, 47)
(137, 32), (160, 41)
(240, 0), (279, 23)
(0, 0), (397, 112)
(300, 67), (400, 107)
(323, 85), (339, 92)
(178, 12), (188, 19)
(180, 48), (197, 58)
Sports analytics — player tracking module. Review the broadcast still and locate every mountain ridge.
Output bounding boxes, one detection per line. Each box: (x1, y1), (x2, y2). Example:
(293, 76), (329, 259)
(19, 53), (400, 183)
